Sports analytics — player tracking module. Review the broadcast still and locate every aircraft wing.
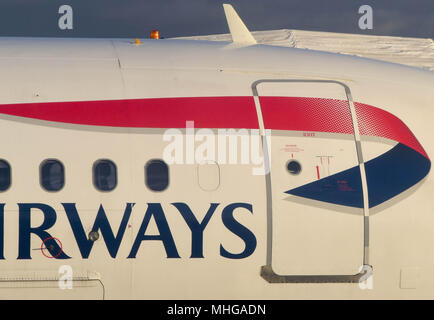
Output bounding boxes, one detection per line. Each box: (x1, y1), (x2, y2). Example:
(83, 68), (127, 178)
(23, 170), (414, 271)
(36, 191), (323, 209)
(174, 29), (434, 71)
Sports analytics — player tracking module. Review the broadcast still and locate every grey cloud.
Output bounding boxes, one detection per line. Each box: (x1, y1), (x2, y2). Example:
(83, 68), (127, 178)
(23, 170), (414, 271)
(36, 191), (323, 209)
(0, 0), (432, 39)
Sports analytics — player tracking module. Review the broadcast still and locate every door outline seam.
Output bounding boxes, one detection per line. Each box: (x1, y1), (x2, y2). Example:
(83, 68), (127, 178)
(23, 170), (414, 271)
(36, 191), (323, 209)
(251, 79), (372, 283)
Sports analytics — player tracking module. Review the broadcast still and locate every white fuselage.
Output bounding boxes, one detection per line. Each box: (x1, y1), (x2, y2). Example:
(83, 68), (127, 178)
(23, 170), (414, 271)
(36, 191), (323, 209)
(0, 37), (433, 299)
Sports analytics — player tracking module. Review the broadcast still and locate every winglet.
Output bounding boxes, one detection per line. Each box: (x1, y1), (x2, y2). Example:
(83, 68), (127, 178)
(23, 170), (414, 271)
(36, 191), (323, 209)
(223, 4), (257, 45)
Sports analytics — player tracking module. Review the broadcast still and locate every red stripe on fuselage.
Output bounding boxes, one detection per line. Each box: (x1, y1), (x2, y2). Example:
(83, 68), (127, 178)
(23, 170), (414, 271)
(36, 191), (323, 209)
(259, 97), (354, 134)
(0, 96), (428, 159)
(0, 97), (259, 129)
(259, 96), (428, 159)
(354, 102), (428, 159)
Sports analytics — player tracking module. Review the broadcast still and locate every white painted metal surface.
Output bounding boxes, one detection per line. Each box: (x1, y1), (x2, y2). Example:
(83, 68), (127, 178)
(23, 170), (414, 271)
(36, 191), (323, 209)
(0, 23), (432, 299)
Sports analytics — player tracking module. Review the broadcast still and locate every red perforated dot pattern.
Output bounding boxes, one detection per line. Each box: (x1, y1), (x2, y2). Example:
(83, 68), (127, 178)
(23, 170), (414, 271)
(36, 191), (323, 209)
(355, 102), (427, 158)
(260, 97), (354, 134)
(260, 96), (428, 159)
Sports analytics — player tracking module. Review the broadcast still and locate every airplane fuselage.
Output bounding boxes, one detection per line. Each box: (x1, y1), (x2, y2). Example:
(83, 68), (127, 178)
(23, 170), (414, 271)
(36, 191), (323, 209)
(0, 37), (433, 299)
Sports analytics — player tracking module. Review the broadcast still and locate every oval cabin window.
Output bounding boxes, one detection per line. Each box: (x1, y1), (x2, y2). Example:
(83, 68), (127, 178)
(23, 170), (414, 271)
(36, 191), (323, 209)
(0, 160), (11, 192)
(197, 161), (220, 191)
(40, 159), (65, 191)
(93, 159), (117, 191)
(145, 159), (169, 192)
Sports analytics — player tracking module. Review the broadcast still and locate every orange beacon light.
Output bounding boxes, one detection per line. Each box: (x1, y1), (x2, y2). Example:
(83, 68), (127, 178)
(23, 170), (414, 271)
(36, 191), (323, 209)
(150, 30), (160, 39)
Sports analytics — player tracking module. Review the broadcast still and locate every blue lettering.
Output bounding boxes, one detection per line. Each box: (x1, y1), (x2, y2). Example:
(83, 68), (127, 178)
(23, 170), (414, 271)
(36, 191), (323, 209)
(0, 204), (4, 259)
(18, 203), (70, 259)
(172, 202), (219, 258)
(128, 203), (180, 258)
(220, 203), (256, 259)
(62, 203), (134, 258)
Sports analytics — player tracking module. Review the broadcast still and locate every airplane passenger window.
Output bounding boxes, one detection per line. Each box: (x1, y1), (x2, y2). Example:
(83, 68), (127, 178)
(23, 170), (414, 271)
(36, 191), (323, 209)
(287, 160), (302, 175)
(145, 159), (169, 191)
(40, 159), (65, 191)
(0, 160), (11, 192)
(93, 159), (117, 191)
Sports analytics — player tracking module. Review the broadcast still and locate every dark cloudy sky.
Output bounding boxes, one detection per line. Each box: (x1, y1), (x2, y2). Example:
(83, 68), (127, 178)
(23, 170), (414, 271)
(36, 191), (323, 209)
(0, 0), (433, 39)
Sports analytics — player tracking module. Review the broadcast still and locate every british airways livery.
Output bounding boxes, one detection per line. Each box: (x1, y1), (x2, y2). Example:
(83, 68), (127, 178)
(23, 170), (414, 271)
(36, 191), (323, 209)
(0, 5), (433, 299)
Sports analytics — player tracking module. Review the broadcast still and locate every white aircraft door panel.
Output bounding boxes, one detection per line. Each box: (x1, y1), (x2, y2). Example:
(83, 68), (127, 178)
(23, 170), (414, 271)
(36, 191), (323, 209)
(252, 80), (371, 283)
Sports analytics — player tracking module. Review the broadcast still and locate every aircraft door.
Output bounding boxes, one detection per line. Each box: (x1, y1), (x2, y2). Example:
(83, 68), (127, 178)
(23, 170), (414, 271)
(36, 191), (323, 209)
(253, 80), (371, 282)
